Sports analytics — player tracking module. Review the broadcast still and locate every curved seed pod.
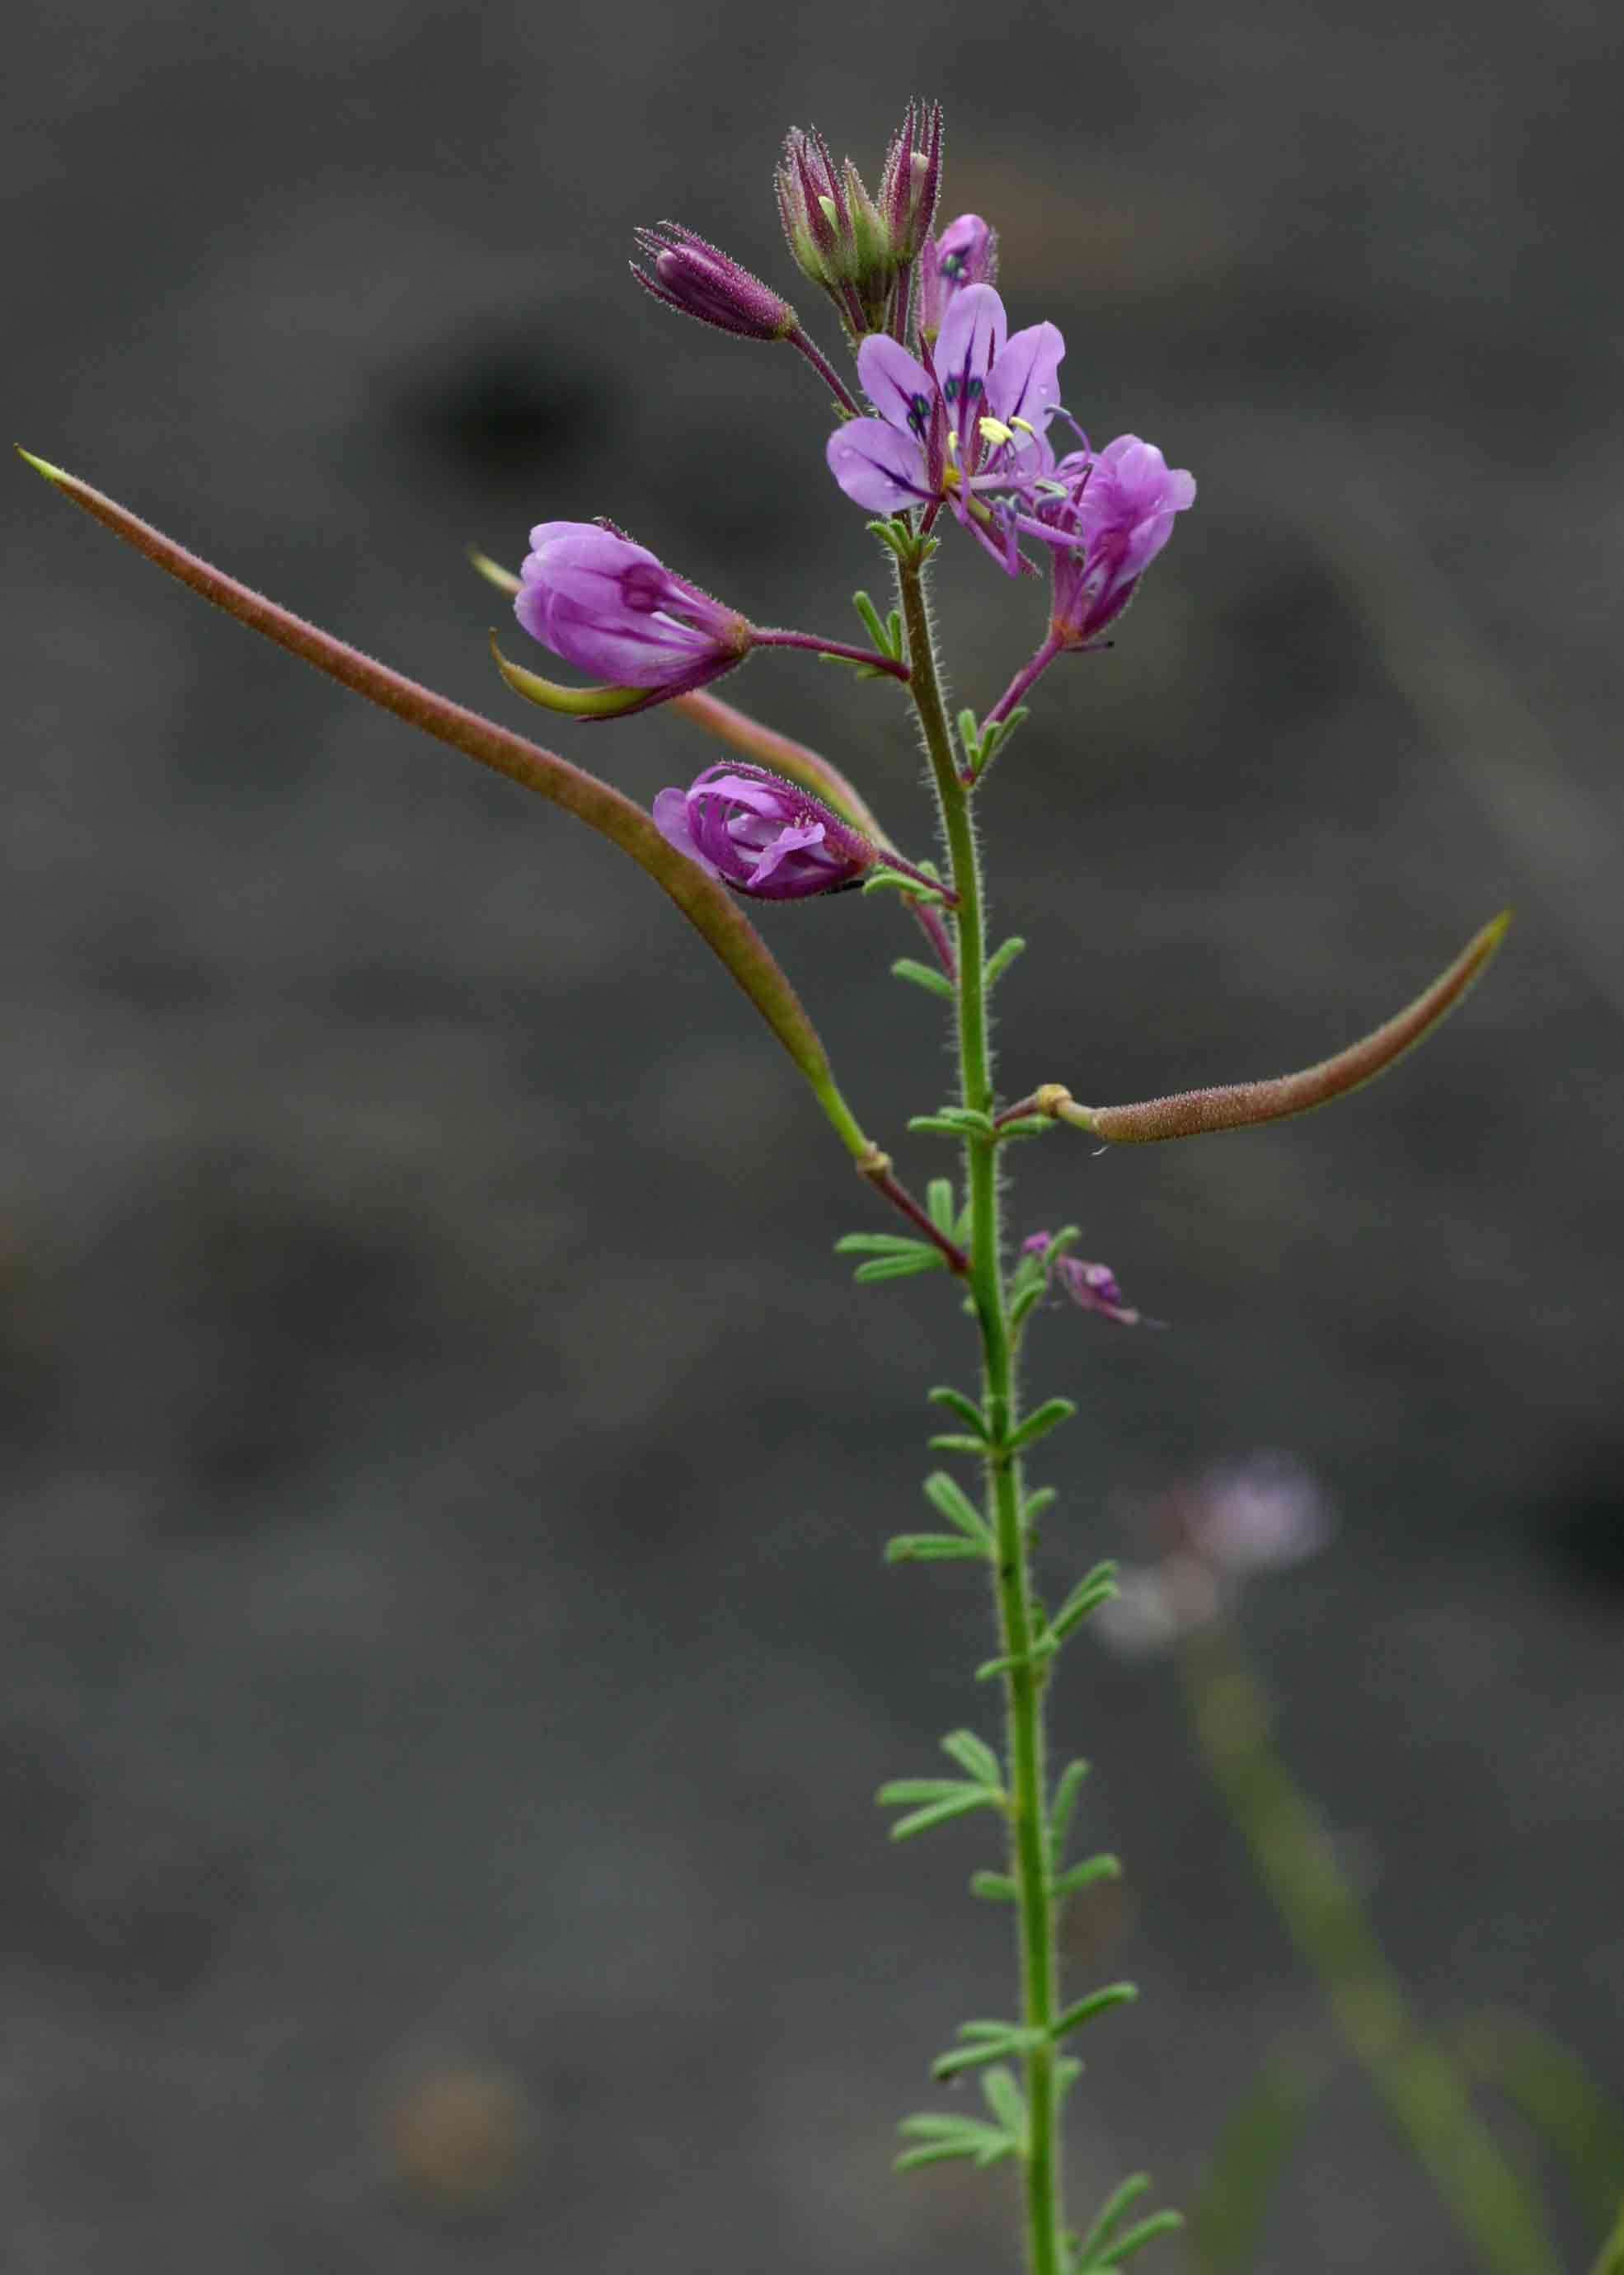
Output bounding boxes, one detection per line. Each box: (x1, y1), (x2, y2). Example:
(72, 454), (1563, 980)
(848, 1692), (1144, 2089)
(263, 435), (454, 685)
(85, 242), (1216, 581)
(1058, 913), (1509, 1144)
(20, 453), (872, 1161)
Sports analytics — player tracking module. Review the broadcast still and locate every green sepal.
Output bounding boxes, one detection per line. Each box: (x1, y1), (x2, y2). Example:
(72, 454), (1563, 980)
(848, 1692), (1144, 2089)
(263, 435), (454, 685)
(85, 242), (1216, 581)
(861, 867), (946, 905)
(852, 1250), (949, 1283)
(929, 1385), (991, 1435)
(1054, 1854), (1122, 1902)
(468, 547), (522, 595)
(921, 1471), (990, 1543)
(1054, 1982), (1138, 2041)
(885, 1533), (986, 1564)
(490, 637), (653, 718)
(984, 936), (1027, 988)
(1007, 1396), (1077, 1452)
(891, 957), (955, 1001)
(970, 1869), (1018, 1902)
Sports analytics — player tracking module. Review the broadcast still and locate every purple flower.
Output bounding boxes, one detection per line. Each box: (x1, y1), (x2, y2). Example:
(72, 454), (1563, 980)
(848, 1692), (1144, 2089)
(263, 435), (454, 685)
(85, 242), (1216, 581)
(1022, 1230), (1148, 1326)
(1181, 1452), (1333, 1575)
(918, 213), (998, 342)
(514, 523), (752, 706)
(631, 223), (797, 343)
(826, 283), (1065, 574)
(1035, 436), (1196, 645)
(652, 762), (882, 899)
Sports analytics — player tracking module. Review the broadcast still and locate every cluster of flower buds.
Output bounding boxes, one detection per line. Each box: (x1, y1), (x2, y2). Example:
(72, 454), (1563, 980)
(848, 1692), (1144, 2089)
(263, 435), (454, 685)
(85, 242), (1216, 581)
(1094, 1453), (1335, 1657)
(775, 102), (943, 340)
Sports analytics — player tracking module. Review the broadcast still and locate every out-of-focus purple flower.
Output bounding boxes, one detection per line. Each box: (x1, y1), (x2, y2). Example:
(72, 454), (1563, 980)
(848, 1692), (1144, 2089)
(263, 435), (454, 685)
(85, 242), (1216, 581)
(878, 100), (944, 267)
(630, 223), (797, 343)
(918, 213), (998, 343)
(1021, 1230), (1148, 1326)
(1093, 1453), (1334, 1658)
(1034, 436), (1196, 645)
(826, 284), (1065, 575)
(514, 523), (752, 706)
(1180, 1452), (1333, 1574)
(652, 762), (885, 900)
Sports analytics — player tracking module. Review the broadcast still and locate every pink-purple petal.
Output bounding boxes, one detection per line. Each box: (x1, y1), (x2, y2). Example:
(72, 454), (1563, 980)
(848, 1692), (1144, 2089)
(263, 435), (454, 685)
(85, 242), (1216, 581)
(825, 419), (932, 511)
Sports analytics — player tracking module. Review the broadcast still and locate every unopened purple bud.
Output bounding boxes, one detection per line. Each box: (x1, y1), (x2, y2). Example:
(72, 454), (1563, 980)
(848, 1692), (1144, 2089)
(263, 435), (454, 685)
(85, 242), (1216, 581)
(775, 122), (900, 337)
(514, 523), (752, 706)
(631, 222), (798, 343)
(878, 99), (944, 265)
(652, 762), (881, 900)
(1041, 436), (1196, 646)
(918, 213), (998, 342)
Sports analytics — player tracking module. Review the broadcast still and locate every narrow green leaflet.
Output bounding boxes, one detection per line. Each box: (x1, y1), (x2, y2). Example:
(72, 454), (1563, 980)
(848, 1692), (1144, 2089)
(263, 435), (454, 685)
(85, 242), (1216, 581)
(852, 1250), (950, 1283)
(1048, 1759), (1092, 1869)
(927, 1177), (959, 1233)
(891, 956), (956, 1000)
(921, 1471), (992, 1545)
(970, 1869), (1018, 1902)
(934, 2023), (1040, 2080)
(834, 1232), (941, 1255)
(1053, 1982), (1138, 2041)
(1072, 2177), (1184, 2272)
(1007, 1396), (1077, 1453)
(979, 2065), (1029, 2151)
(1049, 1562), (1121, 1644)
(1054, 1854), (1122, 1902)
(877, 1780), (1007, 1841)
(928, 1385), (990, 1434)
(939, 1728), (1005, 1787)
(885, 1532), (988, 1564)
(894, 2113), (1019, 2174)
(984, 935), (1027, 988)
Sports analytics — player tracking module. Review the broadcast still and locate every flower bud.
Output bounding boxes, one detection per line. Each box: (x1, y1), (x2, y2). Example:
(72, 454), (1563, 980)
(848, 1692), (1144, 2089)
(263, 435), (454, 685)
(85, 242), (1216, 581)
(775, 125), (899, 337)
(653, 762), (881, 899)
(878, 99), (943, 266)
(631, 222), (798, 343)
(513, 523), (752, 711)
(918, 213), (998, 343)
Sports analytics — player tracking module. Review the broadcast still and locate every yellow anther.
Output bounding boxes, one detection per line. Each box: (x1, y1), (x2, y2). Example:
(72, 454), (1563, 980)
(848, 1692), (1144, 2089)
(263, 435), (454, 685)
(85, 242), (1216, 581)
(978, 415), (1016, 447)
(946, 428), (960, 459)
(1009, 415), (1037, 436)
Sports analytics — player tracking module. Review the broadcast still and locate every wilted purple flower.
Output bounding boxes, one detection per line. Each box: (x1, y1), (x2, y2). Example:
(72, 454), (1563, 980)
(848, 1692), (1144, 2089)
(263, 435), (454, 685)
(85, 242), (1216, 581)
(918, 213), (998, 342)
(826, 284), (1065, 574)
(630, 223), (797, 343)
(652, 762), (883, 900)
(515, 523), (752, 706)
(1021, 1231), (1148, 1326)
(1035, 435), (1196, 645)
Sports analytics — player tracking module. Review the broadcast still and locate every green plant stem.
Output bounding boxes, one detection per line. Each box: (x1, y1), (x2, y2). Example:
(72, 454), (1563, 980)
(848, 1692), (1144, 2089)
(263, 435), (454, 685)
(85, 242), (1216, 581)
(1179, 1621), (1561, 2275)
(897, 549), (1064, 2275)
(1593, 2196), (1624, 2275)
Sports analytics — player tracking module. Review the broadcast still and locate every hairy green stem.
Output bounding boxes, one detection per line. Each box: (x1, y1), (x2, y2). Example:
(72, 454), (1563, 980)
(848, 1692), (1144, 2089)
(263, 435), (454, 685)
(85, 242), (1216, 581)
(1180, 1623), (1561, 2275)
(898, 549), (1064, 2275)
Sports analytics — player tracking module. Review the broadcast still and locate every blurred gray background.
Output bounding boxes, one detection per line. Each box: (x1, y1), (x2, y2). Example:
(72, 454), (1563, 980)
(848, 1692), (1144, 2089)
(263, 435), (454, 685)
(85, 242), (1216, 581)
(6, 0), (1622, 2268)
